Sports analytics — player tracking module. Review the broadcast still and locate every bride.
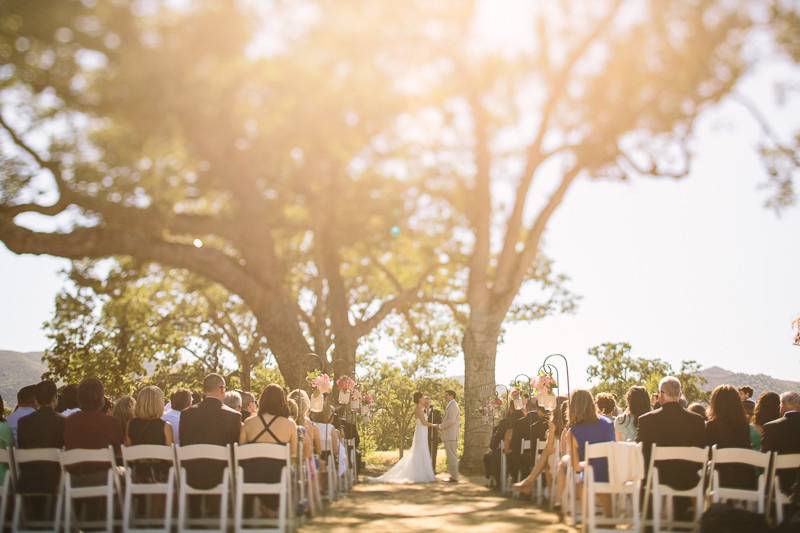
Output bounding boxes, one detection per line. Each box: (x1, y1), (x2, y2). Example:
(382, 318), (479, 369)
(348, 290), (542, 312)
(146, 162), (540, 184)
(371, 392), (436, 484)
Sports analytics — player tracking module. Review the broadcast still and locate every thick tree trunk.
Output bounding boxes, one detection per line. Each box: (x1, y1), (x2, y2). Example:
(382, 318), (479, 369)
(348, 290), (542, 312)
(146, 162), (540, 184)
(240, 359), (252, 392)
(460, 318), (501, 473)
(252, 299), (314, 390)
(332, 334), (357, 380)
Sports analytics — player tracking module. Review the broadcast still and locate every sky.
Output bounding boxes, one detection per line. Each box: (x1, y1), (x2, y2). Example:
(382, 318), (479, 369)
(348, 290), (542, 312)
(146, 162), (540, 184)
(1, 3), (799, 392)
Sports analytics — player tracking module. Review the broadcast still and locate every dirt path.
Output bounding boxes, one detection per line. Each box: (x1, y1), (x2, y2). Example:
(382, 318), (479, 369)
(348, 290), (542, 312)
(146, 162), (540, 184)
(298, 473), (577, 532)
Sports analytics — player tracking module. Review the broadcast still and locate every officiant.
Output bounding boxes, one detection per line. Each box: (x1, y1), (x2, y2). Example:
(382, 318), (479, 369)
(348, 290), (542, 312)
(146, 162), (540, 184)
(427, 402), (442, 470)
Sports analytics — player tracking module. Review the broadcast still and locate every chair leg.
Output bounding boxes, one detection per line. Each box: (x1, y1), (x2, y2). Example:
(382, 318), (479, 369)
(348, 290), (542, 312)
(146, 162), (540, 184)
(632, 488), (641, 532)
(64, 490), (72, 533)
(123, 485), (132, 533)
(177, 486), (186, 533)
(652, 491), (661, 533)
(106, 488), (114, 532)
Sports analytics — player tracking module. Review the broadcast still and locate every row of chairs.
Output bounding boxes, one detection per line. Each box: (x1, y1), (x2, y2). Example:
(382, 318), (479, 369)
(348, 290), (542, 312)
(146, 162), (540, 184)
(563, 444), (800, 533)
(496, 439), (800, 532)
(0, 437), (360, 533)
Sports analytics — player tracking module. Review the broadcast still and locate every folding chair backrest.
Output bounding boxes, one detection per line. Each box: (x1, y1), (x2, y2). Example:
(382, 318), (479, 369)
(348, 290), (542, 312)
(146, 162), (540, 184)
(234, 443), (290, 464)
(121, 444), (175, 469)
(59, 446), (115, 468)
(585, 441), (615, 461)
(712, 446), (770, 469)
(652, 445), (709, 464)
(0, 448), (9, 471)
(773, 453), (800, 471)
(175, 444), (230, 466)
(13, 448), (61, 465)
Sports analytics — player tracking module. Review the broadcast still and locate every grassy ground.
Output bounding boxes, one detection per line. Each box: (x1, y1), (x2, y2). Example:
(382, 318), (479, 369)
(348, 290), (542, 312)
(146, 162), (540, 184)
(298, 450), (577, 533)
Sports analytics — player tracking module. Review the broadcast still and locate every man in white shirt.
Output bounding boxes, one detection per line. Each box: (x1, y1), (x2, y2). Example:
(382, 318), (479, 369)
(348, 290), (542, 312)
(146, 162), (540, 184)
(7, 385), (37, 446)
(161, 389), (192, 445)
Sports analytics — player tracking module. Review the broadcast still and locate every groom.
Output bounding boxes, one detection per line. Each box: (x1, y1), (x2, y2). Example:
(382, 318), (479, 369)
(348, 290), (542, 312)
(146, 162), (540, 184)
(435, 389), (460, 483)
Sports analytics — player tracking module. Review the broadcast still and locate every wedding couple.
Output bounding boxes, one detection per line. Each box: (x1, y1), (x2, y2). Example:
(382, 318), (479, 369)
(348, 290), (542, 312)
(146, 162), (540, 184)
(373, 389), (460, 484)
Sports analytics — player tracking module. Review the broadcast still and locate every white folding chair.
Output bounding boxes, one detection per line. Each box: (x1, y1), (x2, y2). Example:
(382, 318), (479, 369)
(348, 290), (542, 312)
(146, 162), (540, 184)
(499, 444), (508, 495)
(582, 441), (643, 533)
(547, 437), (560, 510)
(708, 445), (769, 513)
(561, 453), (581, 526)
(10, 447), (63, 533)
(769, 453), (800, 525)
(175, 444), (232, 533)
(346, 438), (358, 489)
(0, 449), (11, 531)
(528, 439), (547, 504)
(59, 446), (120, 532)
(337, 439), (349, 495)
(121, 445), (177, 533)
(233, 443), (290, 533)
(321, 443), (337, 503)
(644, 445), (709, 533)
(305, 456), (322, 516)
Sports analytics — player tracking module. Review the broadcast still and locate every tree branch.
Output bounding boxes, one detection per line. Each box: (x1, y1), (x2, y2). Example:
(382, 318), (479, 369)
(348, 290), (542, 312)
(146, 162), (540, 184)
(494, 0), (623, 291)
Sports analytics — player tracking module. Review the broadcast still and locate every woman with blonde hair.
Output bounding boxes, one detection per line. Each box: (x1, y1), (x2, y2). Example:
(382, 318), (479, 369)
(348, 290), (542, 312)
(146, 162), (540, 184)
(289, 389), (321, 460)
(128, 386), (173, 446)
(113, 395), (136, 443)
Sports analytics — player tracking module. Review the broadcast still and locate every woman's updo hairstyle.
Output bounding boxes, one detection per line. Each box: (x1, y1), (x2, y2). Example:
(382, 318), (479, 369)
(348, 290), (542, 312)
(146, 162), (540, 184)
(413, 391), (423, 404)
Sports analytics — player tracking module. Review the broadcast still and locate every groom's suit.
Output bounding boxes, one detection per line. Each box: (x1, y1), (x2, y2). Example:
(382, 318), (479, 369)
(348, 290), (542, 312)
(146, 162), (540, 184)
(439, 399), (460, 480)
(427, 407), (442, 470)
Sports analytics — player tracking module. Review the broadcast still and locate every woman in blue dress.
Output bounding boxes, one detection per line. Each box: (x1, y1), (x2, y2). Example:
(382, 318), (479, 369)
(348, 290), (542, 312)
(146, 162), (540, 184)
(568, 389), (615, 515)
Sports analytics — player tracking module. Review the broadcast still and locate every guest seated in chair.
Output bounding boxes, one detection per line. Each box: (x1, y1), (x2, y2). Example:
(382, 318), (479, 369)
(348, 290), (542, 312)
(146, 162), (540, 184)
(567, 389), (615, 515)
(239, 384), (297, 511)
(705, 385), (757, 490)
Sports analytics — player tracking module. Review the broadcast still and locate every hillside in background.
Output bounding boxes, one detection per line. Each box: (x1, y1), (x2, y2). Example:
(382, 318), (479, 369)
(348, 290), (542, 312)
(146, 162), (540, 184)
(697, 366), (800, 399)
(0, 350), (46, 408)
(1, 350), (797, 408)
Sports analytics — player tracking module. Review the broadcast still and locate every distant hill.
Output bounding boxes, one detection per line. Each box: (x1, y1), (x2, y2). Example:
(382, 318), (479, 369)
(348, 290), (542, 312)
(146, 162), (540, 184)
(0, 350), (46, 408)
(697, 366), (800, 398)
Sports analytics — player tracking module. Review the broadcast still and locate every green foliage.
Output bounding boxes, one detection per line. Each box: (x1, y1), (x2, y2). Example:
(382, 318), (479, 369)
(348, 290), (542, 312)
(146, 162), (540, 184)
(586, 342), (707, 405)
(359, 354), (463, 454)
(43, 260), (270, 397)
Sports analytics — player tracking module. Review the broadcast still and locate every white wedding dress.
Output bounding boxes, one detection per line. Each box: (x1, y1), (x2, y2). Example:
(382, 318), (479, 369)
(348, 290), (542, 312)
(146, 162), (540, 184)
(372, 416), (435, 484)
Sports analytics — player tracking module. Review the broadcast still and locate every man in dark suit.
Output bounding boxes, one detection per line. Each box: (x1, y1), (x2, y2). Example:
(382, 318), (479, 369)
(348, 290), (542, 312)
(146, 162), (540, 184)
(179, 374), (242, 489)
(762, 391), (800, 492)
(427, 400), (442, 471)
(637, 376), (705, 518)
(510, 398), (547, 481)
(17, 380), (65, 494)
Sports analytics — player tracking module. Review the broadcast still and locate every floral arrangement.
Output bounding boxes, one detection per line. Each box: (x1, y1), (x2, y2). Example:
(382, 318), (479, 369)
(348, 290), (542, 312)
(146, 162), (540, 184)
(336, 375), (356, 391)
(309, 372), (332, 394)
(479, 397), (505, 418)
(510, 388), (520, 398)
(363, 393), (375, 405)
(531, 374), (557, 395)
(350, 388), (361, 401)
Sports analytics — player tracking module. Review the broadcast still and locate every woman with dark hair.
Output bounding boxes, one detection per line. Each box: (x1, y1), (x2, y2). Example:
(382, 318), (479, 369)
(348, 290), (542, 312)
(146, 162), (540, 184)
(57, 384), (80, 416)
(614, 386), (651, 442)
(0, 394), (12, 481)
(595, 393), (617, 418)
(706, 385), (756, 489)
(240, 384), (297, 452)
(239, 384), (298, 510)
(751, 391), (781, 450)
(688, 402), (707, 421)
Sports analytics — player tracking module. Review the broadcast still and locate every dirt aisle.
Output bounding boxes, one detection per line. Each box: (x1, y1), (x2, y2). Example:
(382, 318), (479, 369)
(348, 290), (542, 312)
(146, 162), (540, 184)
(298, 474), (576, 532)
